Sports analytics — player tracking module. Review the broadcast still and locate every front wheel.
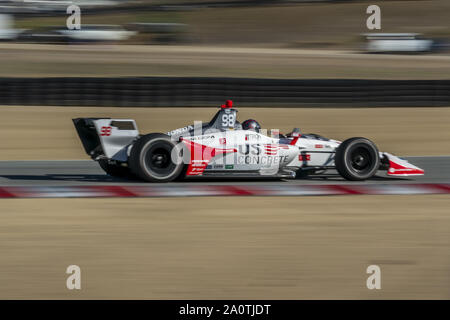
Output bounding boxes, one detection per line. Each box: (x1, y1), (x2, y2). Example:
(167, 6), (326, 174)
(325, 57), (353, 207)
(335, 137), (380, 181)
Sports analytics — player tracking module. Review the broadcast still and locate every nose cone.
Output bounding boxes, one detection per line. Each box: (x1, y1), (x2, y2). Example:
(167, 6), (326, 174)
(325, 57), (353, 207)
(384, 153), (425, 176)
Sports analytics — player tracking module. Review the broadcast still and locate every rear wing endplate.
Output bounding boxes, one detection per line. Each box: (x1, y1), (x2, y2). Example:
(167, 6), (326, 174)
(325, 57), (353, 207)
(73, 118), (139, 160)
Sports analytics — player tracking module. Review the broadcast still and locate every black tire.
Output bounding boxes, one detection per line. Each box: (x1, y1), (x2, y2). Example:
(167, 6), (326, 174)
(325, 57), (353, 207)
(335, 137), (380, 181)
(128, 133), (185, 182)
(98, 159), (131, 178)
(174, 164), (189, 181)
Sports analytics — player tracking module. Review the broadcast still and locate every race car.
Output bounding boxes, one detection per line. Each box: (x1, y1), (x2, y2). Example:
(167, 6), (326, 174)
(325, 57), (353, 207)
(73, 100), (424, 182)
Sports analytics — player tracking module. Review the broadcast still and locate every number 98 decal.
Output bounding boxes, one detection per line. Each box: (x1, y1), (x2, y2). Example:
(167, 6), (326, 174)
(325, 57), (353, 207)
(221, 114), (235, 127)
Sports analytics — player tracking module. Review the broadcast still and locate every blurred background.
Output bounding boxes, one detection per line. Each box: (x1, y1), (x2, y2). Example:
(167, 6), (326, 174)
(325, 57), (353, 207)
(0, 0), (449, 48)
(0, 0), (448, 78)
(0, 0), (448, 106)
(0, 1), (449, 300)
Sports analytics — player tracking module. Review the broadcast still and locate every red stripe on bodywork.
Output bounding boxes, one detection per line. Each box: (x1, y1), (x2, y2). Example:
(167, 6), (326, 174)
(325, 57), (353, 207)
(290, 137), (299, 145)
(182, 139), (237, 176)
(388, 160), (424, 175)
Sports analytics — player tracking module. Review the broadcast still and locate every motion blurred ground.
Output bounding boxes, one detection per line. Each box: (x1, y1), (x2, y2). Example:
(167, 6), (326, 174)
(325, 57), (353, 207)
(1, 106), (449, 160)
(1, 44), (449, 78)
(0, 195), (449, 299)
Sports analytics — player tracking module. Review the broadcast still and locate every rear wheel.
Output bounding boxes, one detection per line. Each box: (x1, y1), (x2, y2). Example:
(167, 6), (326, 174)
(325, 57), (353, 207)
(128, 133), (185, 182)
(335, 137), (380, 181)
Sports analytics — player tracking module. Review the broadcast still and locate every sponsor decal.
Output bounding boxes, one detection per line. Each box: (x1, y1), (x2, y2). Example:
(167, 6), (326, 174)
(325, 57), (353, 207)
(219, 138), (226, 144)
(299, 154), (311, 161)
(100, 126), (112, 136)
(192, 162), (207, 167)
(245, 134), (261, 141)
(239, 144), (261, 155)
(167, 125), (194, 136)
(264, 144), (279, 155)
(237, 155), (289, 165)
(189, 135), (215, 141)
(213, 164), (223, 169)
(315, 144), (323, 148)
(239, 144), (288, 156)
(225, 165), (234, 170)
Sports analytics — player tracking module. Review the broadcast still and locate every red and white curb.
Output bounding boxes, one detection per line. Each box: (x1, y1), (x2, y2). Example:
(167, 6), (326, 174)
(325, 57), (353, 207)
(0, 184), (449, 199)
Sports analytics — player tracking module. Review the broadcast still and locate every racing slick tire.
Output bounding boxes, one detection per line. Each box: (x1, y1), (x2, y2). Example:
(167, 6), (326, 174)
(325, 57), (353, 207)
(335, 137), (380, 181)
(128, 133), (185, 182)
(98, 159), (132, 178)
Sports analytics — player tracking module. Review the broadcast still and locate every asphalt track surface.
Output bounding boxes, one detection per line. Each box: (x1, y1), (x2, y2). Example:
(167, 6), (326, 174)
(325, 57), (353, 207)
(0, 156), (448, 187)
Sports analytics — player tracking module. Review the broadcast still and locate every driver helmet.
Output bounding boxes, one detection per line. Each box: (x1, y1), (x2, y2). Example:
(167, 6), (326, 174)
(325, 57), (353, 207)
(242, 119), (261, 132)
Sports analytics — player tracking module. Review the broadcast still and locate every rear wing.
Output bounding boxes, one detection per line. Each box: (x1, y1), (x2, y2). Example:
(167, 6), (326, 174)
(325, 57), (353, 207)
(73, 118), (139, 161)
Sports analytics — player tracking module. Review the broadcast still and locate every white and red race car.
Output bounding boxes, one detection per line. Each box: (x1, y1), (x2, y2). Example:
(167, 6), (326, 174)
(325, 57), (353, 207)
(73, 101), (424, 182)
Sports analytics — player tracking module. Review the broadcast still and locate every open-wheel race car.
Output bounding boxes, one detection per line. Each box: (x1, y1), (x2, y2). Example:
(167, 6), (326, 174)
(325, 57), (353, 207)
(73, 100), (424, 182)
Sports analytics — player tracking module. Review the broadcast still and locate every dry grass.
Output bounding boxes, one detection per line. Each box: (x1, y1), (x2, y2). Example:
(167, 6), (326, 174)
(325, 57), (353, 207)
(0, 195), (449, 299)
(1, 44), (449, 79)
